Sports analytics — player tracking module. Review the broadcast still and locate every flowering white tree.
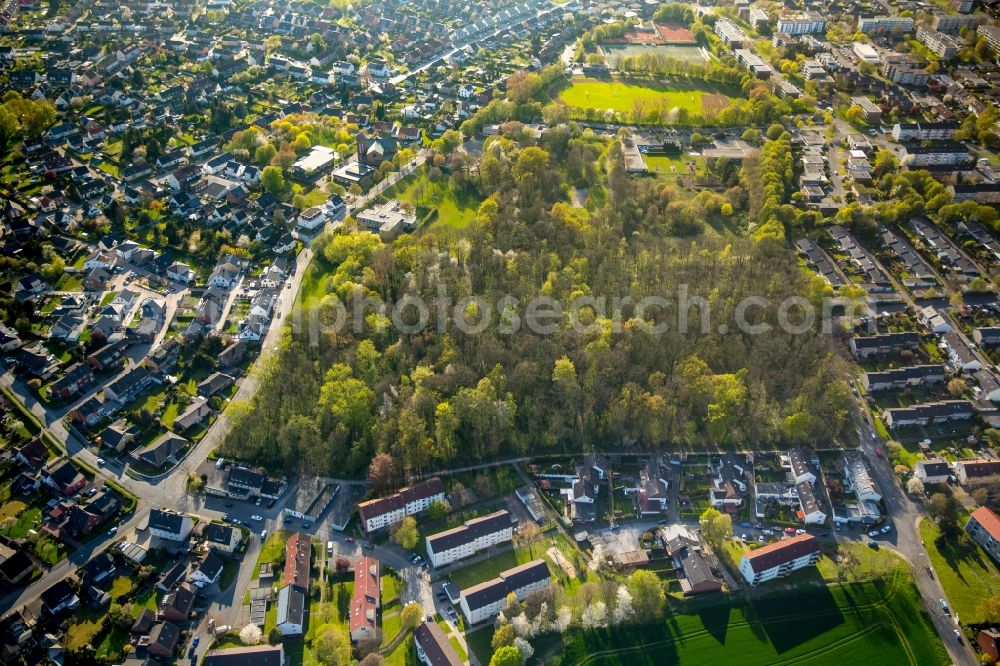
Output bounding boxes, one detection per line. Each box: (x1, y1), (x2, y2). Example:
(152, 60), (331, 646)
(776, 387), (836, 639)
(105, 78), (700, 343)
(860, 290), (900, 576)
(588, 544), (609, 573)
(513, 637), (534, 660)
(239, 623), (262, 645)
(906, 476), (925, 496)
(533, 602), (550, 635)
(581, 601), (608, 629)
(554, 606), (573, 632)
(512, 612), (533, 638)
(612, 586), (633, 625)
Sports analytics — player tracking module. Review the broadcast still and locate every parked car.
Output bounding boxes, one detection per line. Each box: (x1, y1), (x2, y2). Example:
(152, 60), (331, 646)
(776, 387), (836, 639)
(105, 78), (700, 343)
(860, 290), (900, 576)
(867, 540), (878, 549)
(327, 541), (334, 554)
(868, 530), (880, 538)
(795, 529), (806, 535)
(250, 514), (263, 522)
(261, 530), (267, 540)
(784, 527), (796, 535)
(346, 536), (355, 543)
(762, 529), (774, 536)
(96, 458), (105, 466)
(192, 637), (200, 648)
(880, 524), (892, 534)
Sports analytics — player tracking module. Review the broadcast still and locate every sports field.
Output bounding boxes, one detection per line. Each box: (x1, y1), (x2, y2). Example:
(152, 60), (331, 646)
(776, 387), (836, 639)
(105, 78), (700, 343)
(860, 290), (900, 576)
(558, 79), (728, 115)
(554, 574), (948, 666)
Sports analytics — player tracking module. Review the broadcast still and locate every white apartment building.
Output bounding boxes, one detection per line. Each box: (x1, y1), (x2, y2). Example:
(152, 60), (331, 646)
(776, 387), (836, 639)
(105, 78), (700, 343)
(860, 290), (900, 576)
(891, 121), (958, 142)
(776, 13), (826, 35)
(714, 19), (749, 46)
(357, 477), (446, 533)
(915, 26), (961, 58)
(738, 534), (821, 585)
(858, 16), (914, 34)
(426, 510), (513, 568)
(900, 143), (971, 167)
(459, 560), (550, 625)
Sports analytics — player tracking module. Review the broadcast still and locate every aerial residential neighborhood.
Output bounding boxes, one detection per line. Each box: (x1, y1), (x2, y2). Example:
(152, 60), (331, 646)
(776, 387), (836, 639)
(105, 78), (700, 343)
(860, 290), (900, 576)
(3, 0), (1000, 662)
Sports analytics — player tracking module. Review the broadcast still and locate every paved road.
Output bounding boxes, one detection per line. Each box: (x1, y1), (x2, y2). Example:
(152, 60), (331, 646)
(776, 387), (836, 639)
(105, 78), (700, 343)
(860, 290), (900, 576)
(856, 410), (977, 665)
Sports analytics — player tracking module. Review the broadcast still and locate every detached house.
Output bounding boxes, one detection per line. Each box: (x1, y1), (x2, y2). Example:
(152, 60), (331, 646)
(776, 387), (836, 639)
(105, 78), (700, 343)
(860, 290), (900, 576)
(148, 508), (193, 542)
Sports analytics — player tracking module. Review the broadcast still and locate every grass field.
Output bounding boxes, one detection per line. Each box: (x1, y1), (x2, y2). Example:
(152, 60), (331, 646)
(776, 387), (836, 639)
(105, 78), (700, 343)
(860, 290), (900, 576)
(448, 545), (553, 589)
(558, 79), (730, 115)
(919, 517), (1000, 622)
(384, 170), (479, 233)
(553, 574), (947, 666)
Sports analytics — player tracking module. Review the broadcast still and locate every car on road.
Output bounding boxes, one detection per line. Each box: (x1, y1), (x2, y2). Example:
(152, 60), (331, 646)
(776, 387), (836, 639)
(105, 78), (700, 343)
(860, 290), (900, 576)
(251, 514), (263, 522)
(108, 525), (118, 535)
(941, 599), (950, 615)
(954, 629), (962, 641)
(880, 524), (892, 534)
(875, 447), (883, 457)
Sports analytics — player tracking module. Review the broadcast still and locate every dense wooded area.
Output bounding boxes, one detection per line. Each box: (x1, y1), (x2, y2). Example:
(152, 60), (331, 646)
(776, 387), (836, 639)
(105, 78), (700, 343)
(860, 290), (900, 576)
(222, 121), (851, 477)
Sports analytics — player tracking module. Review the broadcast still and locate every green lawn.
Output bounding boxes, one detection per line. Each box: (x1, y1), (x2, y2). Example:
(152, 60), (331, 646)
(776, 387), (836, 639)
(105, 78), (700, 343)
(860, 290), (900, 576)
(65, 608), (106, 650)
(109, 576), (133, 600)
(465, 625), (494, 665)
(130, 587), (159, 617)
(251, 530), (290, 581)
(555, 573), (947, 666)
(920, 517), (1000, 622)
(385, 170), (479, 232)
(448, 545), (552, 589)
(558, 79), (728, 115)
(0, 503), (38, 538)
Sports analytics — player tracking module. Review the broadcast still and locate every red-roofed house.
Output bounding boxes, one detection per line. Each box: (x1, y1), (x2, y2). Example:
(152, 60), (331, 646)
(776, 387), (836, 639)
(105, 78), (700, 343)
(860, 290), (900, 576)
(283, 532), (311, 589)
(738, 534), (821, 586)
(966, 506), (1000, 565)
(350, 556), (380, 643)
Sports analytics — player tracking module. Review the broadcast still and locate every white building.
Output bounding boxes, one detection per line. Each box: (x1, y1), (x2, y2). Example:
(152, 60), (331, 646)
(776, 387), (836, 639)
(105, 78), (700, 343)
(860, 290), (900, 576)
(858, 16), (914, 34)
(738, 534), (821, 585)
(357, 477), (445, 533)
(276, 584), (306, 635)
(853, 42), (881, 65)
(776, 13), (826, 35)
(459, 560), (550, 625)
(425, 510), (513, 568)
(147, 508), (193, 542)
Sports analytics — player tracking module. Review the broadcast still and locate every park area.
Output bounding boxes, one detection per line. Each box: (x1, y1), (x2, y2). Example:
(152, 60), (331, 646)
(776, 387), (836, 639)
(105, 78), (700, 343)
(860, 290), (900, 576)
(558, 79), (730, 116)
